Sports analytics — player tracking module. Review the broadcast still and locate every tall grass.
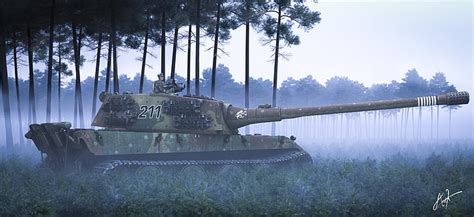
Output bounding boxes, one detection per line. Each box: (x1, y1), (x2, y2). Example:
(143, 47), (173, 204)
(0, 143), (473, 216)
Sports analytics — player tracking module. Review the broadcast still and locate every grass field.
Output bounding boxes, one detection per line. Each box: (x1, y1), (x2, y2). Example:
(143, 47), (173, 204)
(1, 142), (473, 216)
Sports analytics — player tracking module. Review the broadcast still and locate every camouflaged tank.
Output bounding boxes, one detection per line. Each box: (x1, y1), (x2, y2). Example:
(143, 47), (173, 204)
(26, 91), (469, 173)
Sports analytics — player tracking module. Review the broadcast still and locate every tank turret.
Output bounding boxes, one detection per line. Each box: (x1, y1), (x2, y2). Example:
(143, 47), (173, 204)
(93, 91), (469, 134)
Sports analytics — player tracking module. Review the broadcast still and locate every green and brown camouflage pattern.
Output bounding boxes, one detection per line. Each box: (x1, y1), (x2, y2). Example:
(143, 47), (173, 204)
(25, 122), (308, 172)
(92, 92), (235, 134)
(93, 91), (469, 134)
(75, 130), (297, 155)
(25, 91), (469, 172)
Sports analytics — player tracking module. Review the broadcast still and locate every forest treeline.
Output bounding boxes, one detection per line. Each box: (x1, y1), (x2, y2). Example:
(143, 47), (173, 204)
(3, 64), (458, 118)
(0, 62), (461, 147)
(0, 0), (321, 148)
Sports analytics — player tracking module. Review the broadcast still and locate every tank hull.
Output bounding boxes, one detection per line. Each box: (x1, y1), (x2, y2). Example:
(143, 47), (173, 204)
(26, 122), (312, 173)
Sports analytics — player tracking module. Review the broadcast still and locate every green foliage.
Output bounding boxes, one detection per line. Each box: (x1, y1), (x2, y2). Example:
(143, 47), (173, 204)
(279, 75), (325, 106)
(325, 76), (366, 104)
(258, 0), (321, 47)
(1, 146), (473, 216)
(429, 72), (457, 95)
(399, 69), (430, 98)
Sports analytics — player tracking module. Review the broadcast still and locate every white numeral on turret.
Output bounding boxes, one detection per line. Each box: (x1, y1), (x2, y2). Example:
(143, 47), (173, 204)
(138, 105), (162, 119)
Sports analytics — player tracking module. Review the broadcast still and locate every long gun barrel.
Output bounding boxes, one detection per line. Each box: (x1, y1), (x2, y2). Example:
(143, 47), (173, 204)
(226, 91), (469, 129)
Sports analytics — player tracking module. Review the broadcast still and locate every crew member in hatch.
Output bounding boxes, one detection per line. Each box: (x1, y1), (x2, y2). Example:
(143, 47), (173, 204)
(153, 73), (165, 93)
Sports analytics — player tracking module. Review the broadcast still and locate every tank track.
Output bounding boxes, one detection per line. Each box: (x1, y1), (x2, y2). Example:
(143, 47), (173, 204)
(93, 150), (311, 174)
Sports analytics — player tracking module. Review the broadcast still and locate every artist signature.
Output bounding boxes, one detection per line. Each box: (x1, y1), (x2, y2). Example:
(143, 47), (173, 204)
(432, 189), (462, 211)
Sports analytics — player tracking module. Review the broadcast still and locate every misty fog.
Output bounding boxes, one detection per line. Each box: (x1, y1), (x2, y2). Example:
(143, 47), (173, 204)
(1, 87), (472, 161)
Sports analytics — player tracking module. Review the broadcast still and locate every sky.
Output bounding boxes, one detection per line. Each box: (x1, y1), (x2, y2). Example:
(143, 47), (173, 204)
(87, 0), (473, 89)
(77, 1), (472, 91)
(7, 0), (474, 138)
(10, 1), (472, 89)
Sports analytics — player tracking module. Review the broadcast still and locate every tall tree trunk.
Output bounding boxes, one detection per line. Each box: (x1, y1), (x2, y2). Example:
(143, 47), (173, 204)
(12, 34), (24, 145)
(112, 37), (118, 94)
(105, 36), (112, 92)
(186, 24), (192, 95)
(78, 27), (84, 127)
(72, 22), (84, 128)
(271, 3), (282, 136)
(57, 41), (62, 121)
(27, 24), (37, 124)
(46, 0), (55, 122)
(0, 9), (13, 150)
(161, 11), (166, 78)
(244, 2), (250, 134)
(170, 26), (179, 81)
(195, 0), (201, 96)
(111, 4), (119, 93)
(448, 107), (452, 139)
(92, 32), (102, 119)
(73, 31), (77, 127)
(211, 1), (221, 97)
(139, 11), (150, 93)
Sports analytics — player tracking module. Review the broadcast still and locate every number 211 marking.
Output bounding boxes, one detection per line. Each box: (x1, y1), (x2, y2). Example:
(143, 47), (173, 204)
(138, 105), (162, 119)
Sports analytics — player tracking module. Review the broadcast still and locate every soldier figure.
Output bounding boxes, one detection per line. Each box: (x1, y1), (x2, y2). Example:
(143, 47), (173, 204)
(153, 73), (185, 94)
(153, 73), (165, 93)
